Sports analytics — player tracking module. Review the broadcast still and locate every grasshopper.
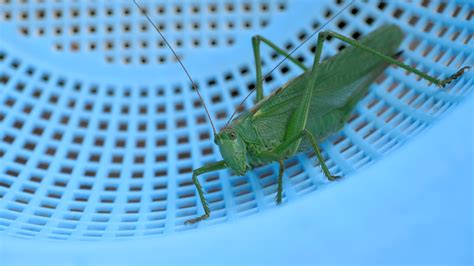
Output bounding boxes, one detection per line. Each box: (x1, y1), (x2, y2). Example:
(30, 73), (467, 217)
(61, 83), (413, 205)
(134, 1), (471, 225)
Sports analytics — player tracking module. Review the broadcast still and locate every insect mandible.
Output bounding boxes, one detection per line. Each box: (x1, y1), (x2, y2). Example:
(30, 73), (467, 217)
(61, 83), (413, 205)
(133, 0), (471, 224)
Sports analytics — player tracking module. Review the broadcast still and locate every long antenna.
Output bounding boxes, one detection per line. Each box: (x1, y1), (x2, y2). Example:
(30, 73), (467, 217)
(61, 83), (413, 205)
(133, 0), (217, 135)
(225, 0), (355, 127)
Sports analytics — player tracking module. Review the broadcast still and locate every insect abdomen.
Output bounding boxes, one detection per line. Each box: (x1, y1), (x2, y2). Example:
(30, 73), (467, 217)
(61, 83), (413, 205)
(302, 25), (403, 149)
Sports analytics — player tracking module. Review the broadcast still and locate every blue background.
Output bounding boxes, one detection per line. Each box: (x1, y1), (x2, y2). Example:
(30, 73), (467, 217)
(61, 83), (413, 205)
(0, 1), (472, 265)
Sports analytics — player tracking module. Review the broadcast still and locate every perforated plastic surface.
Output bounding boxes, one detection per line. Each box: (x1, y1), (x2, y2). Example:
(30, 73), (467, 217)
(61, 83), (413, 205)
(0, 0), (472, 242)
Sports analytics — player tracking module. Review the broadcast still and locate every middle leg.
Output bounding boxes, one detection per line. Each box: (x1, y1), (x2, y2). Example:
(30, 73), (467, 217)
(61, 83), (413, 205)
(260, 129), (339, 182)
(252, 35), (309, 102)
(276, 159), (285, 204)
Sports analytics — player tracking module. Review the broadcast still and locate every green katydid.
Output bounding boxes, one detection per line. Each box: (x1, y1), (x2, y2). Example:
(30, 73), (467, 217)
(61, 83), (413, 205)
(133, 1), (471, 225)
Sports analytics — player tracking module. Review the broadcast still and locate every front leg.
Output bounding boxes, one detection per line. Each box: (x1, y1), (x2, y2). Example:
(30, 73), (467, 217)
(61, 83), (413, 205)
(185, 160), (227, 225)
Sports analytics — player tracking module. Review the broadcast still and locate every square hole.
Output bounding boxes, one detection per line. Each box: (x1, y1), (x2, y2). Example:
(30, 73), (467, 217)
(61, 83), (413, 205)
(3, 134), (15, 144)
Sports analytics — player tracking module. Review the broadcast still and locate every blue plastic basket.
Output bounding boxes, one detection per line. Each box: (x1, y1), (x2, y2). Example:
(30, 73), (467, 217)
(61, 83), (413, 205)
(0, 0), (472, 264)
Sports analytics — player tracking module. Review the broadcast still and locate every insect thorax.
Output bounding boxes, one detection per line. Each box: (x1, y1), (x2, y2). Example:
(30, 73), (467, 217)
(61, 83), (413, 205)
(231, 113), (280, 167)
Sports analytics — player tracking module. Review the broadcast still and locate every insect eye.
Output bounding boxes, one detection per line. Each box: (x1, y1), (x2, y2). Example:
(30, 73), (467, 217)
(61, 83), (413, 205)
(229, 132), (237, 140)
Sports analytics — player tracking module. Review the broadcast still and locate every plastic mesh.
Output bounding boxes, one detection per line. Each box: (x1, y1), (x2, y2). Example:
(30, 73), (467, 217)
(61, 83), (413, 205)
(0, 0), (472, 240)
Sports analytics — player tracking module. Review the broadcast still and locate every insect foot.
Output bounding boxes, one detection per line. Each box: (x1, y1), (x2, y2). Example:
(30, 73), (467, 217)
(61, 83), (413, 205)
(184, 214), (210, 225)
(275, 193), (283, 205)
(328, 175), (342, 181)
(438, 66), (472, 88)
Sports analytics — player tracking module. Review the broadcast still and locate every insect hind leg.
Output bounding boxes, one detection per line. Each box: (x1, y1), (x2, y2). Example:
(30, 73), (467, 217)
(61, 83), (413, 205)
(314, 30), (470, 87)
